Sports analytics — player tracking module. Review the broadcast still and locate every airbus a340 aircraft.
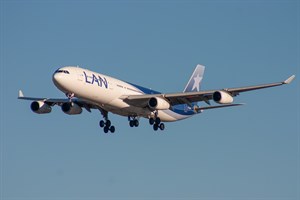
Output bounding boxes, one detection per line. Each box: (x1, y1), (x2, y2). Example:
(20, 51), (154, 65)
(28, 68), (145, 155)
(19, 65), (295, 133)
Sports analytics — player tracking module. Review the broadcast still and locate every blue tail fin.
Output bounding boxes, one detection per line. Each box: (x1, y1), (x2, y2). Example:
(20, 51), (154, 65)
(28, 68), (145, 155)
(183, 64), (205, 92)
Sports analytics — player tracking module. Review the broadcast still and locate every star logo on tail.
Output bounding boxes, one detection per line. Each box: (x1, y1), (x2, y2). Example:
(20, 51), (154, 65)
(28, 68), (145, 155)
(191, 74), (202, 91)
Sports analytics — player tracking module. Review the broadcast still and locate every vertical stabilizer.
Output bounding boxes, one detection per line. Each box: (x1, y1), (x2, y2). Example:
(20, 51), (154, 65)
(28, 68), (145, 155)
(18, 90), (24, 98)
(183, 64), (205, 92)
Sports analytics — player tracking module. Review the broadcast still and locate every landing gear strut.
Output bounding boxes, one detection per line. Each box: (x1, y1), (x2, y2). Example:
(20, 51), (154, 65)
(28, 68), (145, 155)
(149, 112), (165, 131)
(98, 108), (115, 133)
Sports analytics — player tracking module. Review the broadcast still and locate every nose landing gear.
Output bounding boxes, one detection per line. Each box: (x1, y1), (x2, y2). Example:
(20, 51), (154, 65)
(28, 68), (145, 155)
(66, 92), (75, 99)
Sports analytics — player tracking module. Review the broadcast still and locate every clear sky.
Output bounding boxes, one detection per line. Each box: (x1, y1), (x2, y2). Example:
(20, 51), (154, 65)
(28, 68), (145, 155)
(0, 0), (299, 200)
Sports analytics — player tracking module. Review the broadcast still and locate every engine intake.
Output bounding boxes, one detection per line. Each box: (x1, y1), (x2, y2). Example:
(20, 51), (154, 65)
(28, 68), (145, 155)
(62, 102), (82, 115)
(31, 101), (52, 114)
(148, 97), (170, 110)
(213, 91), (234, 104)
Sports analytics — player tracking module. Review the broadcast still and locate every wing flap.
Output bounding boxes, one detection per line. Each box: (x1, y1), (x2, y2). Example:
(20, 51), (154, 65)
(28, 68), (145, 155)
(196, 103), (244, 111)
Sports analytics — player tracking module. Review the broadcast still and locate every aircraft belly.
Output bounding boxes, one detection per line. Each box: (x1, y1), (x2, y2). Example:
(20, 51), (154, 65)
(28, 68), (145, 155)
(158, 110), (192, 122)
(99, 98), (145, 117)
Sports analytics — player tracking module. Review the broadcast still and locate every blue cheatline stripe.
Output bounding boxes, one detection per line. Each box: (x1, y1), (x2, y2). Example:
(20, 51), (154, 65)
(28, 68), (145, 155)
(128, 82), (198, 117)
(171, 104), (196, 116)
(162, 109), (194, 121)
(126, 82), (161, 94)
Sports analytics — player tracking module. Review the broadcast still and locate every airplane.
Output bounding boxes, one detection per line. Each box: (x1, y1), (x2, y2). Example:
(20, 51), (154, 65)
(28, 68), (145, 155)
(18, 64), (295, 133)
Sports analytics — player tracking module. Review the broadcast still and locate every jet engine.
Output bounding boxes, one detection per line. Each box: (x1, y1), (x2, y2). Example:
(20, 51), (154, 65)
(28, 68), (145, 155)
(62, 102), (82, 115)
(31, 101), (52, 114)
(148, 97), (170, 110)
(213, 91), (234, 104)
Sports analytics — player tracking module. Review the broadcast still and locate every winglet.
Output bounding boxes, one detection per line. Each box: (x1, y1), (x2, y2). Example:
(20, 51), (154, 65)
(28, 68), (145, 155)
(18, 90), (24, 98)
(283, 75), (295, 84)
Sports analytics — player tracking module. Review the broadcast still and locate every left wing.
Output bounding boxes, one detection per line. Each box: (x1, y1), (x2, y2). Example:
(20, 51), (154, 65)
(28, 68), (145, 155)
(18, 90), (96, 112)
(122, 75), (295, 107)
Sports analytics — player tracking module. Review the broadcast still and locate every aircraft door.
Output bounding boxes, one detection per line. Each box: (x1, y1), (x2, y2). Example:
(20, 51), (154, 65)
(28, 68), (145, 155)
(76, 69), (84, 82)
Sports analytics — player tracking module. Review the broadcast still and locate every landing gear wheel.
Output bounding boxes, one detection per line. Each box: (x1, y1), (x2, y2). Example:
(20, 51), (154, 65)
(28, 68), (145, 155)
(159, 123), (165, 130)
(110, 126), (115, 133)
(129, 120), (134, 127)
(155, 117), (161, 124)
(149, 118), (155, 125)
(99, 120), (105, 128)
(104, 126), (109, 133)
(134, 119), (139, 127)
(150, 113), (165, 132)
(153, 124), (158, 131)
(106, 120), (111, 127)
(99, 109), (115, 133)
(128, 117), (140, 128)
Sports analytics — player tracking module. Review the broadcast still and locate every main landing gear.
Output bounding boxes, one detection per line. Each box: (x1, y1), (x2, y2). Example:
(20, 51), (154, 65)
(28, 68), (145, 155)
(128, 116), (139, 128)
(99, 109), (115, 133)
(149, 113), (165, 131)
(99, 119), (115, 133)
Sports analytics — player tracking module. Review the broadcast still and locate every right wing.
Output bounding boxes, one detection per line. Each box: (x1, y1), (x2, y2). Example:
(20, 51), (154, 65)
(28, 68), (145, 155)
(122, 75), (295, 107)
(18, 90), (69, 104)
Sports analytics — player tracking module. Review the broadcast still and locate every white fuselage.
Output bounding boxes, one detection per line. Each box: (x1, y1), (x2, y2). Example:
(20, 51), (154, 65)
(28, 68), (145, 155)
(52, 66), (192, 122)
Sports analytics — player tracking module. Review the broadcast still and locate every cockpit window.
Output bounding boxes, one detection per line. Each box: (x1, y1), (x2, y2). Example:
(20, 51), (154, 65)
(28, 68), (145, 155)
(55, 69), (70, 74)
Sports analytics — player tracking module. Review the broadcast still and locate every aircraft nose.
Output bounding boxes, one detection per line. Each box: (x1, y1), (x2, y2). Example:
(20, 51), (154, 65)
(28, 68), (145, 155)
(52, 72), (65, 88)
(52, 68), (72, 92)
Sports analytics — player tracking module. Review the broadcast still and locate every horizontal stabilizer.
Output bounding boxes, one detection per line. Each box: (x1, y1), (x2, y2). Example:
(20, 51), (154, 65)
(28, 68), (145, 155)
(195, 103), (244, 111)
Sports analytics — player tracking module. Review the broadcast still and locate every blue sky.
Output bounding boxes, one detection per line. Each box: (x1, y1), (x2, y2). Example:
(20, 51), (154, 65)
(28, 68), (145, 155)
(0, 0), (299, 200)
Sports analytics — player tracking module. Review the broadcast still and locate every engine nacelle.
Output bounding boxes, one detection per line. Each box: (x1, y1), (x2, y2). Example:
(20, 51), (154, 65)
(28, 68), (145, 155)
(148, 97), (170, 110)
(213, 91), (234, 104)
(62, 102), (82, 115)
(31, 101), (52, 114)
